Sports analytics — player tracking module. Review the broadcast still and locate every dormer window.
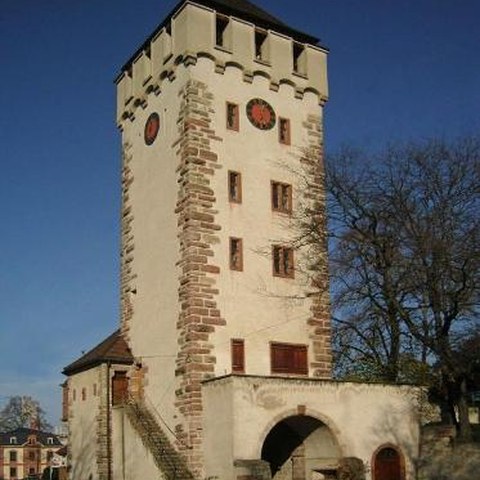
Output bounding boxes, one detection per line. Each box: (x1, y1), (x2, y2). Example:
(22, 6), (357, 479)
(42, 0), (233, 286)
(216, 14), (231, 50)
(293, 42), (307, 75)
(10, 437), (16, 444)
(47, 437), (54, 445)
(28, 436), (36, 445)
(255, 29), (269, 62)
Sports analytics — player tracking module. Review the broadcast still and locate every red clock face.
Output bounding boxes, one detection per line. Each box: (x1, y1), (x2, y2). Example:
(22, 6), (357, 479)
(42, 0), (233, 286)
(246, 98), (276, 130)
(144, 112), (160, 145)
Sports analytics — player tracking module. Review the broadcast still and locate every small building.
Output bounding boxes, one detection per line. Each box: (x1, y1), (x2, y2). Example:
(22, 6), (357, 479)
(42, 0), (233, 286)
(0, 428), (63, 480)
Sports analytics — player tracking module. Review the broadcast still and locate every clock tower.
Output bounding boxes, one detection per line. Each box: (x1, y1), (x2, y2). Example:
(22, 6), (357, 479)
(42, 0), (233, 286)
(64, 1), (422, 479)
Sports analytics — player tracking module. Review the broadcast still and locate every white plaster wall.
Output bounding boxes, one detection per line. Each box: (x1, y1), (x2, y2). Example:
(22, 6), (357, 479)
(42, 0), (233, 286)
(188, 57), (326, 378)
(121, 66), (192, 429)
(203, 377), (421, 480)
(111, 408), (161, 480)
(68, 368), (102, 480)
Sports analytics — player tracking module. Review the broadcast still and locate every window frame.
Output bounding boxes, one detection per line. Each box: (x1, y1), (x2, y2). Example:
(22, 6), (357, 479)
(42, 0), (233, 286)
(215, 14), (231, 50)
(271, 181), (292, 214)
(9, 451), (17, 462)
(10, 467), (17, 479)
(293, 42), (307, 76)
(228, 170), (242, 203)
(278, 117), (291, 145)
(231, 339), (245, 374)
(226, 102), (239, 131)
(254, 29), (269, 63)
(272, 245), (294, 278)
(270, 342), (308, 376)
(229, 237), (244, 272)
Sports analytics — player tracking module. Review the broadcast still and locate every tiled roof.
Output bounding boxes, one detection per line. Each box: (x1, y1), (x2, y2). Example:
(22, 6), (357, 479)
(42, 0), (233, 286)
(120, 0), (320, 75)
(63, 330), (133, 376)
(0, 428), (62, 447)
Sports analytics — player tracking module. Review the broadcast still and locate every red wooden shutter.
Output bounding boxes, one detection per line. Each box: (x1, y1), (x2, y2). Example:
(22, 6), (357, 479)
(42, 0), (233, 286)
(231, 339), (245, 373)
(112, 371), (129, 406)
(271, 343), (308, 375)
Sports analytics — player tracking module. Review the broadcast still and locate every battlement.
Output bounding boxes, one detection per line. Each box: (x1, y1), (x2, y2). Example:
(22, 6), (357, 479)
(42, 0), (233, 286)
(115, 1), (329, 125)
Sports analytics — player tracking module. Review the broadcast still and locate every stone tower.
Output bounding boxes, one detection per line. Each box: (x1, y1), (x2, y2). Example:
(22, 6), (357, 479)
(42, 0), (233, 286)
(64, 2), (421, 480)
(115, 0), (330, 474)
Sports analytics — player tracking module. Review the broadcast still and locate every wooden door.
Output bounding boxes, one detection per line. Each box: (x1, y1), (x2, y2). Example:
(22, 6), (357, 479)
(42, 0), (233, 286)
(112, 371), (128, 406)
(374, 447), (403, 480)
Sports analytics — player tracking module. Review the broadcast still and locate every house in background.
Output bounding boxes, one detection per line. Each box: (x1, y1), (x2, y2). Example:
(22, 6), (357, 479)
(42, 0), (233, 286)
(63, 0), (422, 479)
(0, 428), (63, 480)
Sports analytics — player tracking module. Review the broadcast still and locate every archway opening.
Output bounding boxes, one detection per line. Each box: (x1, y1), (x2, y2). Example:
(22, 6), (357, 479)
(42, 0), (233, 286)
(261, 415), (340, 480)
(373, 446), (404, 480)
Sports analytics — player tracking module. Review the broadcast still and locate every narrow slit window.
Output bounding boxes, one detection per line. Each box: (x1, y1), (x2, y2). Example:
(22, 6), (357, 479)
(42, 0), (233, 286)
(255, 29), (268, 61)
(272, 245), (294, 278)
(231, 339), (245, 373)
(216, 15), (230, 48)
(230, 238), (243, 271)
(271, 181), (292, 214)
(293, 42), (307, 75)
(226, 102), (239, 131)
(279, 118), (291, 145)
(228, 171), (242, 203)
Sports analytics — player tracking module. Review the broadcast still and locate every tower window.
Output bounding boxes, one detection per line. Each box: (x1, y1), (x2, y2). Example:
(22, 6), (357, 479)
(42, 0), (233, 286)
(216, 15), (231, 49)
(229, 238), (243, 271)
(81, 387), (86, 401)
(226, 102), (239, 131)
(293, 42), (307, 75)
(271, 342), (308, 375)
(272, 245), (294, 278)
(228, 171), (242, 203)
(255, 29), (269, 62)
(231, 339), (245, 373)
(271, 182), (292, 214)
(279, 118), (291, 145)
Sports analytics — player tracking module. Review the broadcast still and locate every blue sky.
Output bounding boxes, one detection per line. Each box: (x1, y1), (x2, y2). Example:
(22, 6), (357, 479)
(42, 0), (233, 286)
(0, 0), (478, 426)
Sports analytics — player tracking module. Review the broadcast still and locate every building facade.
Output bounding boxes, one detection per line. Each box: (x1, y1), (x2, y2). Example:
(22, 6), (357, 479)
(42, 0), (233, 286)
(0, 428), (63, 480)
(63, 1), (422, 479)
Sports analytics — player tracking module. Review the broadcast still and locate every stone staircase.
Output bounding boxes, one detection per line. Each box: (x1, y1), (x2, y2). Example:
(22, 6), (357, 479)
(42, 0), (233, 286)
(125, 398), (195, 480)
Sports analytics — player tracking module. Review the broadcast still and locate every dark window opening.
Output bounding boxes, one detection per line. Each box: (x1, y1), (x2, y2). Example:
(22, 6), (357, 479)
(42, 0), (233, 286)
(271, 342), (308, 375)
(228, 171), (242, 203)
(216, 15), (230, 48)
(279, 118), (291, 145)
(272, 246), (294, 278)
(271, 181), (292, 214)
(293, 42), (306, 74)
(9, 451), (17, 462)
(255, 29), (268, 61)
(230, 238), (243, 271)
(10, 467), (17, 478)
(226, 102), (239, 131)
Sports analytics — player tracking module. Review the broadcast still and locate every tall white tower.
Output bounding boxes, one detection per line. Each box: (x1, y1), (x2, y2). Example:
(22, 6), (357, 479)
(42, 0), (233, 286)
(115, 0), (330, 474)
(64, 2), (422, 480)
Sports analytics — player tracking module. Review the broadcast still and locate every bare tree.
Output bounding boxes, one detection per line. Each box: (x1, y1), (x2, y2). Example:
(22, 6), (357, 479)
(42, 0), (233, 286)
(0, 395), (52, 432)
(322, 137), (480, 442)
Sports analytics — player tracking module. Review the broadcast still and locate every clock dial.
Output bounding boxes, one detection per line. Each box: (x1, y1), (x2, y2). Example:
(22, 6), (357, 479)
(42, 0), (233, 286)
(144, 112), (160, 145)
(246, 98), (276, 130)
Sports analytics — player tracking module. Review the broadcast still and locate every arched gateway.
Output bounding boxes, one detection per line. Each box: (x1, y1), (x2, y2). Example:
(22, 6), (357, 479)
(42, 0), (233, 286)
(261, 415), (340, 480)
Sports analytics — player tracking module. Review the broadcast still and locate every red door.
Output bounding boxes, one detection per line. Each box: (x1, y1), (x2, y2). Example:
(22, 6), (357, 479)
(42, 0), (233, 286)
(374, 447), (403, 480)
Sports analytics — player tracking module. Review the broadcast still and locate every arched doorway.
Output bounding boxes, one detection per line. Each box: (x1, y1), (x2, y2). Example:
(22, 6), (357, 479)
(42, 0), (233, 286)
(373, 446), (404, 480)
(261, 415), (340, 480)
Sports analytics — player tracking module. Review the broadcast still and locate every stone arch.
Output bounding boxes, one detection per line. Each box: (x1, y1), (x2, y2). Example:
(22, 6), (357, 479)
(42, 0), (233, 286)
(258, 409), (343, 479)
(371, 443), (406, 480)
